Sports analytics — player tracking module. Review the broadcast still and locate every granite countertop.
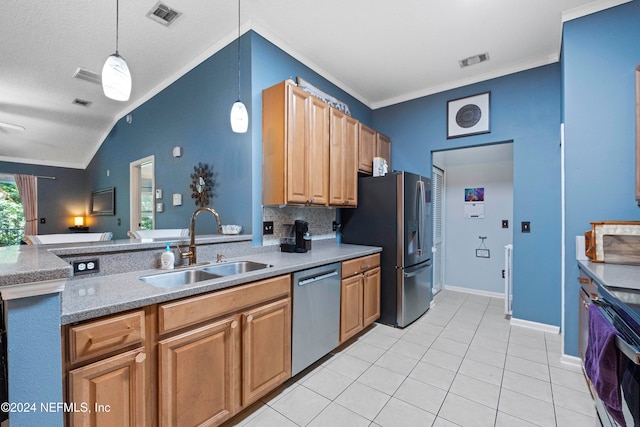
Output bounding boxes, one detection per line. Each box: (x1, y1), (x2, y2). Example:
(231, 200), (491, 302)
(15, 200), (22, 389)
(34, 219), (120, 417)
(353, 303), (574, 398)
(0, 234), (252, 287)
(578, 260), (640, 291)
(0, 245), (73, 286)
(578, 259), (640, 327)
(61, 241), (381, 325)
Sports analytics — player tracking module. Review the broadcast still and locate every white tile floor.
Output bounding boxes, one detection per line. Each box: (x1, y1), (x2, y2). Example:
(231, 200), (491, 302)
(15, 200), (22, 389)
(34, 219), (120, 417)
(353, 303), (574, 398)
(225, 289), (599, 427)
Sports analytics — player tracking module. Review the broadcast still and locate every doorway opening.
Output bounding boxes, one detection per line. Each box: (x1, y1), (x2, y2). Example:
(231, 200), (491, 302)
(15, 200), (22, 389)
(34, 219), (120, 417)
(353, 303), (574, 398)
(432, 142), (514, 298)
(130, 156), (155, 233)
(0, 174), (25, 246)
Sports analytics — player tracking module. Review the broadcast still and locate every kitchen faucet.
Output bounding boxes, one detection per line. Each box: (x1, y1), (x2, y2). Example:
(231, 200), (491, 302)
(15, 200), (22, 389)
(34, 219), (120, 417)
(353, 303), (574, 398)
(179, 207), (223, 266)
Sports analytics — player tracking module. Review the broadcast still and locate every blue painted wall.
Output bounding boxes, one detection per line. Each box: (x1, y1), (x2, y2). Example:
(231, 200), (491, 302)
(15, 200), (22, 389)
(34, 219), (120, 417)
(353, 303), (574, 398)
(7, 293), (63, 426)
(373, 64), (563, 327)
(562, 1), (640, 356)
(85, 35), (253, 240)
(0, 161), (86, 234)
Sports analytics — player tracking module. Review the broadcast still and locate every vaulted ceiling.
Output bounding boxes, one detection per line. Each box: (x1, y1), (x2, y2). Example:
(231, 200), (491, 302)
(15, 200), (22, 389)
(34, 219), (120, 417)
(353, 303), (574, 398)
(0, 0), (630, 169)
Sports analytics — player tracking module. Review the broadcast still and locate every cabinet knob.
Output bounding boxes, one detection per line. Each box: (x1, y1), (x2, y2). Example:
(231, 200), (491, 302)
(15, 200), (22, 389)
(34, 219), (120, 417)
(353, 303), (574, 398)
(231, 320), (238, 329)
(246, 315), (253, 323)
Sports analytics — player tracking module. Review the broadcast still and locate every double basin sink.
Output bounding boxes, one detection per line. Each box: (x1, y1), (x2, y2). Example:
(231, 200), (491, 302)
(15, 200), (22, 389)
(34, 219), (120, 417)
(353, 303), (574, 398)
(139, 261), (271, 288)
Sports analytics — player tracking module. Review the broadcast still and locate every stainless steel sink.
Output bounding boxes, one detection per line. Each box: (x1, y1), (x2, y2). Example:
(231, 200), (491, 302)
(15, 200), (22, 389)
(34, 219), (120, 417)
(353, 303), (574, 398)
(139, 268), (221, 288)
(139, 261), (271, 288)
(203, 261), (272, 276)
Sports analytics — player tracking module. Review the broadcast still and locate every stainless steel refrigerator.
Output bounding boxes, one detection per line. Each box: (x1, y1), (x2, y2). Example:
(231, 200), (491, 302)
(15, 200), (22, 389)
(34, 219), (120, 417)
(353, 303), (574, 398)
(342, 171), (432, 327)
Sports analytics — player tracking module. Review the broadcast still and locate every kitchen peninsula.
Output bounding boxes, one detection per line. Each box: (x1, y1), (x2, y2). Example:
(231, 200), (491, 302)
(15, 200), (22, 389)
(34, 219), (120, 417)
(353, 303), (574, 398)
(0, 236), (381, 426)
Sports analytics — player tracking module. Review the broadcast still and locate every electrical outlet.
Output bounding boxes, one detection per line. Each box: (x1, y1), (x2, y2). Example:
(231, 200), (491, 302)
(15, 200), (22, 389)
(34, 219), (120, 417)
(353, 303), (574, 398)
(521, 221), (531, 233)
(117, 218), (122, 226)
(263, 221), (274, 235)
(72, 259), (100, 275)
(502, 219), (509, 229)
(333, 221), (338, 231)
(502, 269), (505, 279)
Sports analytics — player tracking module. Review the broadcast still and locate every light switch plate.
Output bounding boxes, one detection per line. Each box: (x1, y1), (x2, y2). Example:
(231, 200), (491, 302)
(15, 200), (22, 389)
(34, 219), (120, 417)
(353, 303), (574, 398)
(156, 202), (164, 213)
(172, 194), (182, 206)
(155, 189), (163, 199)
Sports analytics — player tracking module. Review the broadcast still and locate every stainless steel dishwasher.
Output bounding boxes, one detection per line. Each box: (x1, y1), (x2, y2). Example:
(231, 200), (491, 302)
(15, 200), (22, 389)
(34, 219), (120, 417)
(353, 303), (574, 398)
(292, 262), (341, 376)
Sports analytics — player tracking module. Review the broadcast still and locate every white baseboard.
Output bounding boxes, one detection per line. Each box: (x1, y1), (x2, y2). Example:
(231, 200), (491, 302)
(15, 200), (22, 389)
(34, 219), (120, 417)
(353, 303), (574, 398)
(560, 354), (582, 368)
(510, 317), (560, 334)
(443, 285), (505, 300)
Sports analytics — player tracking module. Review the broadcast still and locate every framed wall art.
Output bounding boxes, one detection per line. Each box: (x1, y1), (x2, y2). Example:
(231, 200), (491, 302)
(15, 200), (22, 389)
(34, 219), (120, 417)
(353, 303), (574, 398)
(447, 92), (490, 139)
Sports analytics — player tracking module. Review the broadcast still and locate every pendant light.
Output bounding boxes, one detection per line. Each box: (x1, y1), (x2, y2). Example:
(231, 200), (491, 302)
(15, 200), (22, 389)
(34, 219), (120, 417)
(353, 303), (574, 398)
(102, 0), (132, 101)
(230, 0), (248, 133)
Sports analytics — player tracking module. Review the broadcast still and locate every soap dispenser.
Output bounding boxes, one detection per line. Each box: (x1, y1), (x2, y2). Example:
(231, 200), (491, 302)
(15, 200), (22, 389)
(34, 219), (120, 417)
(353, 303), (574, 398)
(161, 242), (175, 270)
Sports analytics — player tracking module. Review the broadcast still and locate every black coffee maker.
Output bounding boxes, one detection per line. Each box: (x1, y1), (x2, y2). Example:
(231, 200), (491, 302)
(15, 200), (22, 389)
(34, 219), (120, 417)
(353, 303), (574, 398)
(294, 220), (309, 253)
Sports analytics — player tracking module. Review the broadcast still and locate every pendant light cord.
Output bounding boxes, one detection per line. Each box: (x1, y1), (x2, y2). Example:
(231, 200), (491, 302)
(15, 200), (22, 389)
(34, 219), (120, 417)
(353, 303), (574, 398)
(237, 0), (241, 100)
(115, 0), (120, 55)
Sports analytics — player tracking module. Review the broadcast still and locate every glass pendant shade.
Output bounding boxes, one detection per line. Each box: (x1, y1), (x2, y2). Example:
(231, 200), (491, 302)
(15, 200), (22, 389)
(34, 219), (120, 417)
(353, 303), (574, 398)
(102, 53), (132, 101)
(230, 100), (248, 133)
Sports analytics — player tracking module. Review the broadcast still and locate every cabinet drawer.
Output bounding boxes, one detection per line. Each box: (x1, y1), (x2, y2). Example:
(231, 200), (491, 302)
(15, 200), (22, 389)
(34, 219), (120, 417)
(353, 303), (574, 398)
(158, 274), (291, 335)
(578, 269), (598, 298)
(68, 309), (145, 364)
(342, 254), (380, 278)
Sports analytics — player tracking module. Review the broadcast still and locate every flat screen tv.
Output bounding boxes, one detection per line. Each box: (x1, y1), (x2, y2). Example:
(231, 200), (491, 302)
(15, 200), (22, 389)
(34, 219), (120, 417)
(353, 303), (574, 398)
(90, 187), (115, 216)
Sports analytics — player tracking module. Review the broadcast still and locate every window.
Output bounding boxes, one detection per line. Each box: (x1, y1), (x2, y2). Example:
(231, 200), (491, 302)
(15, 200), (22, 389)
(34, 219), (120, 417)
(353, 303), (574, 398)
(0, 176), (25, 246)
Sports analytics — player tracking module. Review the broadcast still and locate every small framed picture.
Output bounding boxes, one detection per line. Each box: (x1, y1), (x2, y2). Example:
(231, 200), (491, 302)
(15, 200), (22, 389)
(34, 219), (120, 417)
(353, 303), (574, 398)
(447, 92), (490, 139)
(476, 249), (490, 258)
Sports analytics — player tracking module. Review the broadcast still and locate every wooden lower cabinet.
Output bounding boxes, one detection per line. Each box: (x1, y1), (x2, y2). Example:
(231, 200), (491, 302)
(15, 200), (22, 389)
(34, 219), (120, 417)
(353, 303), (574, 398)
(340, 256), (381, 343)
(242, 298), (292, 406)
(340, 275), (364, 342)
(363, 267), (381, 326)
(68, 348), (147, 427)
(158, 316), (240, 427)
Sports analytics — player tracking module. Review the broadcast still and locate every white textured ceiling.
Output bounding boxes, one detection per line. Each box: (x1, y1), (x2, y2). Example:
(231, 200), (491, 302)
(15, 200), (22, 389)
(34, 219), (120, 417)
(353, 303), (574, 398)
(0, 0), (630, 169)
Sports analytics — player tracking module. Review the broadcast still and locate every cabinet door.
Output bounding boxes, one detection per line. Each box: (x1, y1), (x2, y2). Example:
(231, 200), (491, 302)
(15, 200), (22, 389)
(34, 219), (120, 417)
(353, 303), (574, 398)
(242, 298), (292, 406)
(286, 84), (310, 204)
(158, 316), (240, 427)
(363, 267), (381, 327)
(340, 275), (364, 343)
(307, 96), (330, 205)
(358, 124), (376, 174)
(68, 348), (146, 427)
(329, 109), (357, 207)
(376, 132), (391, 168)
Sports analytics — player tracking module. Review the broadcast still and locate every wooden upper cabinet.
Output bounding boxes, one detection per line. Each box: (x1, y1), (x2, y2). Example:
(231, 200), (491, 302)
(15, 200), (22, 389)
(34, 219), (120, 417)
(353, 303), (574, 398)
(358, 123), (376, 174)
(376, 132), (391, 168)
(330, 108), (359, 207)
(263, 80), (329, 206)
(359, 124), (392, 175)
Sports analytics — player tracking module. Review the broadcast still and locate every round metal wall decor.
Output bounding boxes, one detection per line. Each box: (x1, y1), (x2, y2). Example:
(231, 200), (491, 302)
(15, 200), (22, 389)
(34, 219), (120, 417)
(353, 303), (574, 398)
(455, 104), (482, 128)
(190, 163), (217, 207)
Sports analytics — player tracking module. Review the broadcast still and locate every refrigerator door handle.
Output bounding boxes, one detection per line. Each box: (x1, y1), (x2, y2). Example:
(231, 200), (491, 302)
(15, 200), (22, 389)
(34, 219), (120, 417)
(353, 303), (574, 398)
(416, 180), (425, 257)
(404, 262), (431, 278)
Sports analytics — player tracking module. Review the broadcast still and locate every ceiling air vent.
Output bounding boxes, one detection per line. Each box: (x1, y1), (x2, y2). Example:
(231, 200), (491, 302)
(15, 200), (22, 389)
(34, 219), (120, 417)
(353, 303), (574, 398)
(459, 52), (490, 68)
(73, 68), (101, 85)
(72, 98), (92, 107)
(147, 2), (182, 26)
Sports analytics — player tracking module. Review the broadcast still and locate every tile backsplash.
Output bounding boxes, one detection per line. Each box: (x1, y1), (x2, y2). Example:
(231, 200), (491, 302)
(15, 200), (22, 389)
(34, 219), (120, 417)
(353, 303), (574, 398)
(262, 206), (336, 246)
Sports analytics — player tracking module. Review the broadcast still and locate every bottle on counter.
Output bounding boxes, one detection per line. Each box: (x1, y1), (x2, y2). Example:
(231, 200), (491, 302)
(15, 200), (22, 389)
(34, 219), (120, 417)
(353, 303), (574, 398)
(161, 242), (175, 270)
(304, 232), (312, 251)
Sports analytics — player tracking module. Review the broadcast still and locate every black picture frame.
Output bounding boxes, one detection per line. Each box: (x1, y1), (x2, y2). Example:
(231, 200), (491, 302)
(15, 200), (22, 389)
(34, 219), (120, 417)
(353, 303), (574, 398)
(447, 92), (491, 139)
(90, 187), (115, 216)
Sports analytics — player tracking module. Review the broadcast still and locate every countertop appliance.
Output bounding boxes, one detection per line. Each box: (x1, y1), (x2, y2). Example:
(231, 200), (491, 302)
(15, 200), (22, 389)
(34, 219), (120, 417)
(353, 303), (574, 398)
(342, 171), (432, 327)
(291, 262), (341, 376)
